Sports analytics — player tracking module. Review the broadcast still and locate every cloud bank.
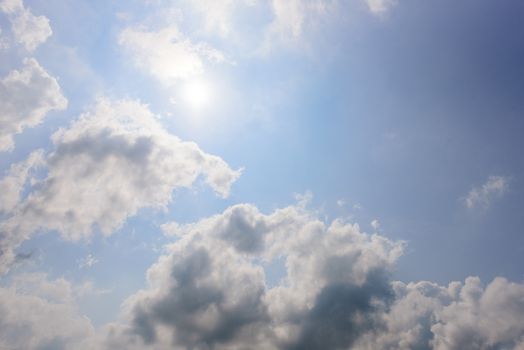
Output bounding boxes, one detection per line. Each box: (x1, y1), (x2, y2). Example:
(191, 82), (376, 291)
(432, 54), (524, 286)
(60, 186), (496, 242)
(105, 202), (524, 350)
(1, 201), (524, 349)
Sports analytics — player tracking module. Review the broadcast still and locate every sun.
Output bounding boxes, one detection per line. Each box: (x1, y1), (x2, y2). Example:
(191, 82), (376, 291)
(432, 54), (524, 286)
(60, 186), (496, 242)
(182, 79), (211, 109)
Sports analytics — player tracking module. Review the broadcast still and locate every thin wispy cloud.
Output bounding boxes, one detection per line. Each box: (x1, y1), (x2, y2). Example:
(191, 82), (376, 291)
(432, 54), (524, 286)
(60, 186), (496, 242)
(78, 254), (98, 269)
(463, 175), (509, 210)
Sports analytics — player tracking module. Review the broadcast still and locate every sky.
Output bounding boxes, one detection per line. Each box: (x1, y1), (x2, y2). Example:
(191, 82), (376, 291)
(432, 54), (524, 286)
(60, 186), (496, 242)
(1, 0), (524, 349)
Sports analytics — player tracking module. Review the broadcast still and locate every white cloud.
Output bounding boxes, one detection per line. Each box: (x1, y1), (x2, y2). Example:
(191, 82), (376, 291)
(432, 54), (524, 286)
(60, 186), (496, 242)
(365, 0), (397, 16)
(78, 254), (99, 269)
(0, 27), (9, 49)
(119, 24), (227, 84)
(0, 149), (44, 212)
(185, 0), (242, 37)
(0, 98), (241, 273)
(371, 218), (380, 230)
(0, 0), (52, 51)
(261, 0), (335, 51)
(356, 276), (524, 350)
(463, 175), (509, 209)
(0, 273), (96, 350)
(0, 58), (67, 152)
(431, 277), (524, 349)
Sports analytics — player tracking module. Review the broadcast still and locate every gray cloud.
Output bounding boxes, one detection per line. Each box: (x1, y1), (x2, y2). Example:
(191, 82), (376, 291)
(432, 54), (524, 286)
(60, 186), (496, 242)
(105, 201), (404, 349)
(2, 201), (524, 349)
(105, 201), (524, 350)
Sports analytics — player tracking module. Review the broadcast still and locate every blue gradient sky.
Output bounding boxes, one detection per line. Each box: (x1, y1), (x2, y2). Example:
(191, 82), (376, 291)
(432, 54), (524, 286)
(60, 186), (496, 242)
(1, 0), (524, 348)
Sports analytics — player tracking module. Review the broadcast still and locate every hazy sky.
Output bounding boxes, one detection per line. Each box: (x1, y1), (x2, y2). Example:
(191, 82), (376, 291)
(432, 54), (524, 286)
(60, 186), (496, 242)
(1, 0), (524, 349)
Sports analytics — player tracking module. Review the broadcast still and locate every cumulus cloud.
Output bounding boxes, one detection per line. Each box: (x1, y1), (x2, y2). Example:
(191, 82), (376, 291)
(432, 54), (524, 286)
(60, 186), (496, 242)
(0, 98), (241, 273)
(2, 200), (524, 349)
(104, 201), (404, 349)
(101, 201), (524, 349)
(119, 24), (228, 83)
(463, 175), (509, 209)
(0, 58), (67, 152)
(356, 276), (524, 350)
(0, 0), (52, 51)
(0, 273), (96, 350)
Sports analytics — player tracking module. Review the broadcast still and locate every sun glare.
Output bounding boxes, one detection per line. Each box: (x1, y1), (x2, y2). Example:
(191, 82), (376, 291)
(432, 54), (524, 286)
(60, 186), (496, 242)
(183, 79), (211, 109)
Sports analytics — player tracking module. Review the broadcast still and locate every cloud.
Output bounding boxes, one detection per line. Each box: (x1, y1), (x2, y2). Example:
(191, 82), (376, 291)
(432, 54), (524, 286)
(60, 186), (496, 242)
(365, 0), (397, 16)
(0, 58), (67, 152)
(371, 219), (380, 231)
(0, 273), (96, 350)
(183, 0), (252, 38)
(78, 254), (99, 269)
(2, 201), (524, 349)
(261, 0), (336, 51)
(0, 149), (44, 212)
(0, 0), (52, 51)
(119, 24), (228, 84)
(104, 201), (404, 349)
(356, 276), (524, 350)
(463, 175), (509, 209)
(101, 200), (524, 349)
(430, 277), (524, 349)
(0, 98), (241, 273)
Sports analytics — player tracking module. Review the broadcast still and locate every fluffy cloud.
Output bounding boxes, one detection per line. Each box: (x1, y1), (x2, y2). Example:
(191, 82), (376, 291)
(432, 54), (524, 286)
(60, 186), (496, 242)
(102, 201), (524, 349)
(356, 276), (524, 350)
(0, 0), (52, 51)
(2, 201), (524, 349)
(119, 24), (227, 83)
(0, 58), (67, 152)
(463, 175), (509, 209)
(0, 273), (96, 350)
(0, 149), (44, 212)
(104, 201), (404, 349)
(0, 98), (241, 273)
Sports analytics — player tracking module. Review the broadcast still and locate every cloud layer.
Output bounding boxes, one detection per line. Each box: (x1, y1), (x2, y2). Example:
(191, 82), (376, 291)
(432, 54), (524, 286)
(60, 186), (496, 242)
(1, 201), (524, 349)
(106, 202), (524, 350)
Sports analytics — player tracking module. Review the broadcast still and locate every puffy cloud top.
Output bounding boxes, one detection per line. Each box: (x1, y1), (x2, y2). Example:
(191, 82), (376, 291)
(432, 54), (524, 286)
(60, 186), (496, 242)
(0, 58), (67, 152)
(0, 98), (241, 273)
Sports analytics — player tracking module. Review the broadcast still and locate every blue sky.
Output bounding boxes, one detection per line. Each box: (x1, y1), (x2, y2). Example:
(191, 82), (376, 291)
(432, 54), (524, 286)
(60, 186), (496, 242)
(1, 0), (524, 349)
